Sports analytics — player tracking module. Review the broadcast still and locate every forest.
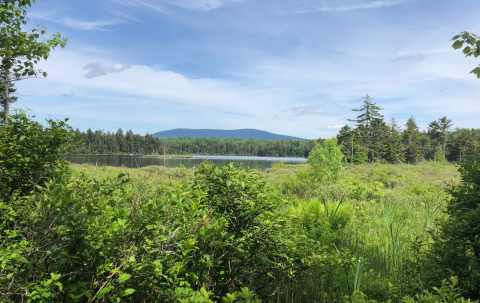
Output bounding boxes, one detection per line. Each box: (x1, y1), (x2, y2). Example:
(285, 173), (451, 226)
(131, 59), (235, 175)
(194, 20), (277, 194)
(70, 104), (480, 164)
(2, 1), (480, 303)
(69, 130), (319, 157)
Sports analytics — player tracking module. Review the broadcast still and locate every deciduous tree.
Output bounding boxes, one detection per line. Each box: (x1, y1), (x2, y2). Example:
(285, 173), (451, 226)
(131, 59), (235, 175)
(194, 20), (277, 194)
(0, 0), (67, 124)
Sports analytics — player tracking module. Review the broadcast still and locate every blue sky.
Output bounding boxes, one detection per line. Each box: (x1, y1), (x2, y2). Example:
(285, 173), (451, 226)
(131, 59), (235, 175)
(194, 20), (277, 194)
(13, 0), (480, 139)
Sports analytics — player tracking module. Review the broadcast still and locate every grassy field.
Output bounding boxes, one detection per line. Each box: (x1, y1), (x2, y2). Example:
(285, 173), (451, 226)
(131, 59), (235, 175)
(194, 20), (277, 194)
(69, 161), (461, 302)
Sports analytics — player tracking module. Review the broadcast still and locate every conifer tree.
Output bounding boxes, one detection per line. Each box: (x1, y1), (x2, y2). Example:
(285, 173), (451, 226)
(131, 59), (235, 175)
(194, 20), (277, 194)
(403, 116), (422, 164)
(384, 118), (404, 164)
(348, 95), (384, 161)
(438, 116), (453, 159)
(456, 128), (474, 162)
(337, 125), (355, 165)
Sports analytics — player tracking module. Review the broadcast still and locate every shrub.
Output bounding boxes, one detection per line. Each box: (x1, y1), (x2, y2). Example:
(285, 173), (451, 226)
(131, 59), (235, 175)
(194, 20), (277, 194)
(0, 112), (74, 202)
(308, 138), (345, 182)
(428, 160), (480, 298)
(0, 161), (331, 302)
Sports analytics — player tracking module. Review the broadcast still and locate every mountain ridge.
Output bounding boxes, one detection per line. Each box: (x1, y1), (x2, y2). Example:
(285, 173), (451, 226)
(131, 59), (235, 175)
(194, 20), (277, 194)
(152, 128), (306, 141)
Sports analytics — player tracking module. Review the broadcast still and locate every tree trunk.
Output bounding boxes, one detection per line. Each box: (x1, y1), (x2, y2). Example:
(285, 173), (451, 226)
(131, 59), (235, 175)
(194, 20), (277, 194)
(3, 71), (9, 125)
(351, 135), (354, 168)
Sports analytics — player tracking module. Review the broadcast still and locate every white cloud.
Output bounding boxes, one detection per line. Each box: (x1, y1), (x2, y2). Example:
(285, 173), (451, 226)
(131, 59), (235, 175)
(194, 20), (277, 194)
(389, 52), (426, 62)
(29, 11), (121, 30)
(83, 63), (132, 78)
(313, 0), (415, 12)
(61, 17), (122, 31)
(168, 0), (246, 11)
(291, 103), (329, 116)
(60, 92), (75, 97)
(107, 0), (244, 12)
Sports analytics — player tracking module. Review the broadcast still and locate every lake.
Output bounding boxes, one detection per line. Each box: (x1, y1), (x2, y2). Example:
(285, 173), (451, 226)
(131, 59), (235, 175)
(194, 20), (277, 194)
(64, 155), (307, 171)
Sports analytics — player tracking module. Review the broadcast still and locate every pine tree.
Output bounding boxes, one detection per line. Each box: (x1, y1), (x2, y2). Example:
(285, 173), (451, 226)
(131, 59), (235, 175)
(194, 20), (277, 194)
(337, 125), (355, 165)
(428, 120), (441, 160)
(369, 118), (388, 161)
(456, 128), (474, 162)
(438, 116), (453, 159)
(384, 118), (404, 164)
(403, 116), (422, 164)
(348, 95), (384, 161)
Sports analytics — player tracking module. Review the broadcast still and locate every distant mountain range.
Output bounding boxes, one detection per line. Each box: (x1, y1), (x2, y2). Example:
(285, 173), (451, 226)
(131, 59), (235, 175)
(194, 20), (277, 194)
(152, 128), (306, 141)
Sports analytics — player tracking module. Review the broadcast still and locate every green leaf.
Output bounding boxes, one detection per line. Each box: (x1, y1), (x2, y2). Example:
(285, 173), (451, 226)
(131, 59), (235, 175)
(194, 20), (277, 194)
(97, 286), (113, 298)
(452, 40), (464, 50)
(120, 289), (136, 296)
(52, 186), (62, 197)
(470, 67), (480, 79)
(18, 257), (29, 263)
(118, 274), (131, 283)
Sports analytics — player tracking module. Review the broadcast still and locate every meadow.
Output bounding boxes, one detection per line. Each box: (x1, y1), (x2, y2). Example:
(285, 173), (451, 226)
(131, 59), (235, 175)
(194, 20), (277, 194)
(67, 160), (464, 302)
(2, 114), (478, 302)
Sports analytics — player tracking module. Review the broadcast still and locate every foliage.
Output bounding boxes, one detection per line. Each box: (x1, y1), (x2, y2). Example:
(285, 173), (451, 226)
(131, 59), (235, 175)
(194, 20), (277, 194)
(0, 0), (67, 123)
(451, 31), (480, 78)
(403, 117), (422, 164)
(0, 115), (335, 302)
(70, 128), (318, 157)
(0, 111), (74, 201)
(308, 138), (345, 182)
(427, 159), (480, 298)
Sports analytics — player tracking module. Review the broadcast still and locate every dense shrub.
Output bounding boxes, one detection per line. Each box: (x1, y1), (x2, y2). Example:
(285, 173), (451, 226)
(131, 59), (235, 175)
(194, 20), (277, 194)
(308, 138), (345, 182)
(0, 112), (74, 201)
(0, 123), (334, 303)
(428, 160), (480, 299)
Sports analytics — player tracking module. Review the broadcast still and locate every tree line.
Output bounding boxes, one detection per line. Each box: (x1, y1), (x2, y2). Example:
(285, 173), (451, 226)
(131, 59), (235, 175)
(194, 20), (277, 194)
(337, 95), (480, 164)
(70, 128), (319, 157)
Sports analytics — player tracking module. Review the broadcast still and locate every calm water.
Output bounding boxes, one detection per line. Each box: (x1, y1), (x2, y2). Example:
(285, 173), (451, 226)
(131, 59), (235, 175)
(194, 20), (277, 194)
(64, 155), (307, 171)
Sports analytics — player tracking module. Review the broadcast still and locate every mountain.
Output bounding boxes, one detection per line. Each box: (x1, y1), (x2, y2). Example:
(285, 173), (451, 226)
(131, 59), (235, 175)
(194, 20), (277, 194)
(152, 128), (306, 140)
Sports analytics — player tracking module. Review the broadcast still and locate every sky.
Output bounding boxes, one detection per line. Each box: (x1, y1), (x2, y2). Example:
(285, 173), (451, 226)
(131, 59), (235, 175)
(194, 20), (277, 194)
(12, 0), (480, 139)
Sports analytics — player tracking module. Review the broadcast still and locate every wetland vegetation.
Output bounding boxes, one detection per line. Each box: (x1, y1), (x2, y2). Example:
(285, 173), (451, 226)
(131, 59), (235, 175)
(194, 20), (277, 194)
(1, 2), (480, 302)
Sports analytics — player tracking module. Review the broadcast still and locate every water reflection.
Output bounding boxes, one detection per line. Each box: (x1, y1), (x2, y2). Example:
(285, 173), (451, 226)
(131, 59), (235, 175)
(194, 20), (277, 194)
(64, 155), (307, 171)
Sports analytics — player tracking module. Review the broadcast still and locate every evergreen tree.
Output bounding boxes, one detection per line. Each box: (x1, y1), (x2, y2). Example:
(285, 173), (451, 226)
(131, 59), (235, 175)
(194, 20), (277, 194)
(369, 117), (388, 161)
(337, 125), (355, 165)
(384, 118), (404, 164)
(428, 120), (441, 160)
(348, 95), (384, 161)
(456, 128), (474, 162)
(403, 116), (422, 164)
(438, 116), (453, 159)
(419, 133), (433, 161)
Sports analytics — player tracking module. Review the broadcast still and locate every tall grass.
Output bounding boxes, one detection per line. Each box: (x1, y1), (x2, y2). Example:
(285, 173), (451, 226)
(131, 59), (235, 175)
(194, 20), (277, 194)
(69, 162), (459, 302)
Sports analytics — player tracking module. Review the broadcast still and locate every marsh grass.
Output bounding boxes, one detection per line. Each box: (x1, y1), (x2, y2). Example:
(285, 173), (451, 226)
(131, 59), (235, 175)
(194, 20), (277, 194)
(68, 161), (460, 302)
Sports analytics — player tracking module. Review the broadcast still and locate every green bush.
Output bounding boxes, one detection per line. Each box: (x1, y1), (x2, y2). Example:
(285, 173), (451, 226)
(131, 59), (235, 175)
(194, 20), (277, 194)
(0, 159), (333, 302)
(0, 112), (74, 201)
(308, 138), (345, 182)
(427, 160), (480, 298)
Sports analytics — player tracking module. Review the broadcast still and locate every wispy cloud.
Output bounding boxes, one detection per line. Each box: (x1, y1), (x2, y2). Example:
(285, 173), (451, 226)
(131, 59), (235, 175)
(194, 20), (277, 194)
(389, 52), (426, 62)
(29, 12), (122, 30)
(60, 92), (76, 98)
(291, 103), (329, 116)
(168, 0), (247, 11)
(107, 0), (170, 14)
(108, 0), (245, 12)
(292, 0), (417, 13)
(83, 63), (132, 78)
(62, 17), (122, 30)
